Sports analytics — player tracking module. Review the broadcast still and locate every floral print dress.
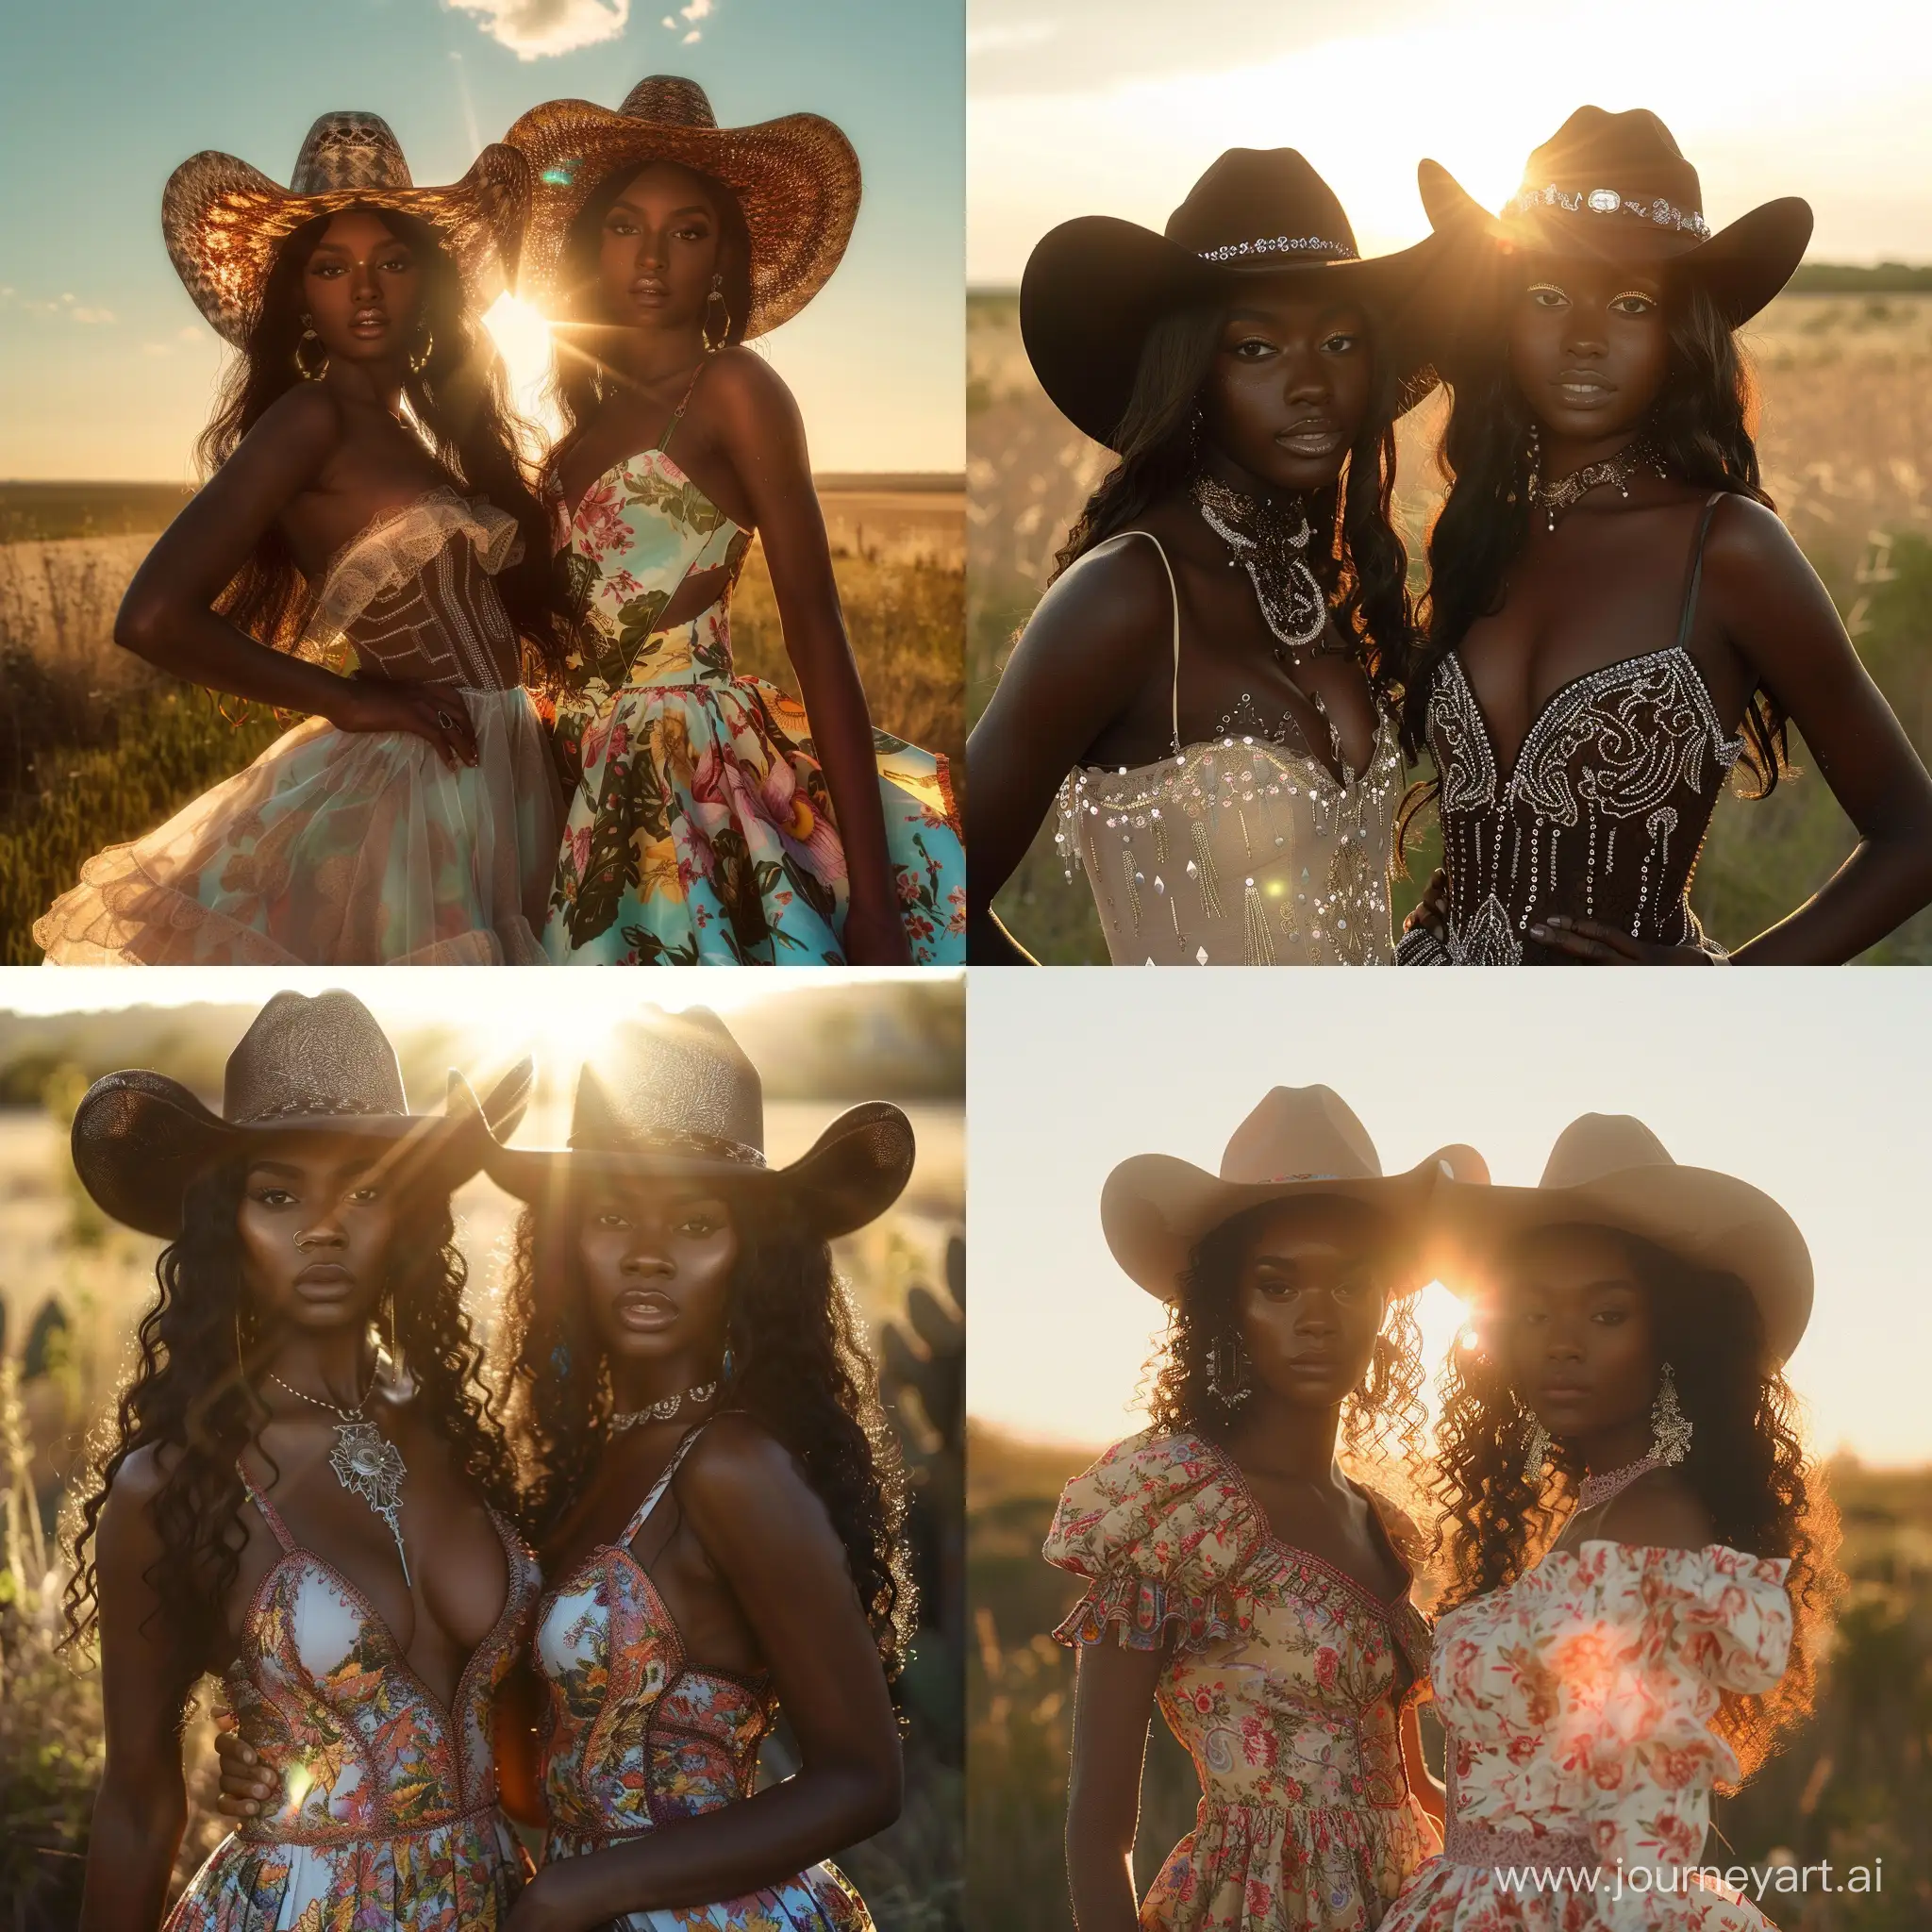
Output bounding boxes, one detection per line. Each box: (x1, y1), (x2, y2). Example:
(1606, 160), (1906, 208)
(532, 1424), (873, 1929)
(1378, 1541), (1794, 1932)
(542, 394), (965, 964)
(166, 1479), (541, 1931)
(1044, 1430), (1439, 1932)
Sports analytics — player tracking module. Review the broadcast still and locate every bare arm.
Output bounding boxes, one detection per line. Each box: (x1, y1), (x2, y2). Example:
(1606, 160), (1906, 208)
(1064, 1636), (1164, 1932)
(1402, 1702), (1445, 1834)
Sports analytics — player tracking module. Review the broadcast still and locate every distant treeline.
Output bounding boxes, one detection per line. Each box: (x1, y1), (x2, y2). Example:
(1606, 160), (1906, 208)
(1790, 261), (1932, 291)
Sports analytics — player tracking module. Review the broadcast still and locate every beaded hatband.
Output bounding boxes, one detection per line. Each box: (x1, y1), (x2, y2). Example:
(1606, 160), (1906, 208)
(1506, 182), (1712, 238)
(1196, 234), (1358, 264)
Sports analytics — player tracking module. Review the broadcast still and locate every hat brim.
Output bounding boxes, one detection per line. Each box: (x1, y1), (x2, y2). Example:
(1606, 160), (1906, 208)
(1417, 159), (1812, 330)
(482, 1097), (914, 1241)
(1020, 215), (1444, 451)
(503, 102), (860, 338)
(161, 143), (531, 348)
(1432, 1165), (1813, 1363)
(1101, 1141), (1487, 1302)
(72, 1061), (532, 1241)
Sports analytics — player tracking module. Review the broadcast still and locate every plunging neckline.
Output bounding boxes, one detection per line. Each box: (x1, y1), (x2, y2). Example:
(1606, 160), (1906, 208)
(558, 445), (749, 541)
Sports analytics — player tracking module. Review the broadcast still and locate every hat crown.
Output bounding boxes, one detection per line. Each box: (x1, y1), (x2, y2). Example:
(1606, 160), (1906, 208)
(570, 1007), (765, 1163)
(1218, 1085), (1384, 1188)
(1519, 106), (1703, 222)
(289, 112), (415, 195)
(1537, 1111), (1675, 1191)
(619, 75), (720, 132)
(1165, 148), (1359, 267)
(222, 991), (408, 1126)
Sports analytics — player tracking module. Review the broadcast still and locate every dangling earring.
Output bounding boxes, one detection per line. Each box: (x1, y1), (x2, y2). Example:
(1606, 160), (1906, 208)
(1648, 1362), (1693, 1466)
(1186, 404), (1205, 468)
(1520, 1409), (1552, 1485)
(1523, 421), (1543, 503)
(408, 330), (434, 375)
(293, 317), (328, 382)
(385, 1289), (404, 1386)
(721, 1342), (736, 1382)
(704, 273), (730, 351)
(1206, 1331), (1250, 1407)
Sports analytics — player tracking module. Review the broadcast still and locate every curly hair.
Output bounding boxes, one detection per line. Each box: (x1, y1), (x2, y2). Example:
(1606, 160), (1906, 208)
(493, 1189), (915, 1674)
(1426, 1227), (1841, 1782)
(63, 1158), (519, 1676)
(1141, 1198), (1431, 1497)
(1050, 300), (1416, 716)
(197, 205), (573, 689)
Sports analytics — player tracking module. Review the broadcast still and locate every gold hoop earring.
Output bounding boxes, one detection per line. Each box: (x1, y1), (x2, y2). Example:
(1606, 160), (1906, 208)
(704, 274), (730, 352)
(408, 331), (434, 376)
(294, 319), (328, 382)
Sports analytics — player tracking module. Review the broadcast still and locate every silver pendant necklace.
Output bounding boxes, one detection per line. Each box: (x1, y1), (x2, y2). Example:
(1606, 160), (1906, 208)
(609, 1376), (720, 1436)
(1192, 475), (1331, 665)
(268, 1369), (411, 1586)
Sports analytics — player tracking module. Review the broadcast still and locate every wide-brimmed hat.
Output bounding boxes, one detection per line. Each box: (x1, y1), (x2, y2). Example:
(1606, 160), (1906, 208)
(1021, 148), (1443, 451)
(485, 1005), (912, 1241)
(162, 110), (531, 348)
(502, 75), (860, 337)
(1434, 1113), (1812, 1363)
(1418, 107), (1812, 328)
(71, 990), (533, 1241)
(1101, 1086), (1487, 1302)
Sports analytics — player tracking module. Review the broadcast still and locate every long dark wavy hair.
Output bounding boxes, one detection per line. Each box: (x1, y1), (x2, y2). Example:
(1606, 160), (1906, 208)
(63, 1158), (517, 1675)
(198, 205), (572, 688)
(1399, 272), (1789, 858)
(1427, 1225), (1841, 1781)
(1051, 300), (1416, 714)
(547, 159), (754, 463)
(494, 1187), (914, 1674)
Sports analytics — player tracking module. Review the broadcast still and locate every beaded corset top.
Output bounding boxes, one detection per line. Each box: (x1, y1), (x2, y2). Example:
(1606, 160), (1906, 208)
(1056, 532), (1401, 966)
(1399, 492), (1740, 966)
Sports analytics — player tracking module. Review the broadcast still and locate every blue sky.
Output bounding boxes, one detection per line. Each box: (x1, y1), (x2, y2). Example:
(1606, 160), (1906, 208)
(0, 0), (962, 478)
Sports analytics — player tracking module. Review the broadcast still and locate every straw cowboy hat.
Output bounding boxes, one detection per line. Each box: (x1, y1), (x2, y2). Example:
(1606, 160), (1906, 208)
(71, 991), (533, 1241)
(484, 1005), (912, 1241)
(503, 75), (860, 336)
(1101, 1086), (1487, 1301)
(1434, 1112), (1813, 1362)
(1418, 107), (1812, 328)
(1022, 147), (1445, 450)
(161, 111), (531, 348)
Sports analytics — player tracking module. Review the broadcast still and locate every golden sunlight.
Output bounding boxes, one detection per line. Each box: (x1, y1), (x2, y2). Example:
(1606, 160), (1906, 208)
(482, 292), (564, 455)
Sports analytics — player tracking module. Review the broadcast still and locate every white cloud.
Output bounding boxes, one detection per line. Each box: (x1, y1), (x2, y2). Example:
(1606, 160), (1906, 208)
(679, 0), (712, 17)
(0, 288), (115, 325)
(444, 0), (630, 60)
(682, 26), (700, 40)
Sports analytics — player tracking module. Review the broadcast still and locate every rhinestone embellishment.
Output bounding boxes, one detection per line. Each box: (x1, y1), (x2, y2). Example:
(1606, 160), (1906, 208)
(1195, 235), (1357, 264)
(1505, 182), (1712, 238)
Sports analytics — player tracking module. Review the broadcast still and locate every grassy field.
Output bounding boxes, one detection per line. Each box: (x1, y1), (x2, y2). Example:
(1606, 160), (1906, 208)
(0, 480), (963, 962)
(969, 289), (1932, 963)
(968, 1419), (1932, 1932)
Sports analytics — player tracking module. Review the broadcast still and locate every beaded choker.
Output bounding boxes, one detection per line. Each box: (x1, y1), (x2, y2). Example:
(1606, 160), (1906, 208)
(1526, 433), (1665, 533)
(1192, 475), (1335, 667)
(1577, 1452), (1661, 1513)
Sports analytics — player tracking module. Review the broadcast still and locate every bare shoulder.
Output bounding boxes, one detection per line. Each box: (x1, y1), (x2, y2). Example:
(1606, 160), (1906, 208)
(1021, 529), (1175, 668)
(699, 346), (799, 428)
(1696, 490), (1810, 589)
(98, 1444), (177, 1551)
(675, 1411), (814, 1522)
(1594, 1468), (1716, 1552)
(239, 382), (347, 464)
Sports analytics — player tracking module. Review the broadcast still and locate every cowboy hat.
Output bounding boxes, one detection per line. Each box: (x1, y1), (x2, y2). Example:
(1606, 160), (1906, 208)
(1022, 147), (1444, 451)
(71, 990), (533, 1241)
(1101, 1085), (1487, 1301)
(503, 75), (859, 337)
(1418, 107), (1812, 328)
(162, 111), (530, 348)
(1433, 1113), (1812, 1362)
(484, 1005), (912, 1241)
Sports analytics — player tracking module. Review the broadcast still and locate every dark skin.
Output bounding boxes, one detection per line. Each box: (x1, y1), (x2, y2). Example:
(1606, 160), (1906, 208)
(1406, 255), (1932, 963)
(968, 285), (1385, 964)
(1064, 1198), (1442, 1932)
(81, 1139), (513, 1932)
(553, 159), (910, 964)
(116, 210), (483, 771)
(218, 1171), (902, 1931)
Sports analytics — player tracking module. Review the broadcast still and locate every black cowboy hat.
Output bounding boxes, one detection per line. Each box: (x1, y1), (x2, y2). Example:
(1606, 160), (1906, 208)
(1419, 107), (1812, 328)
(1021, 147), (1443, 451)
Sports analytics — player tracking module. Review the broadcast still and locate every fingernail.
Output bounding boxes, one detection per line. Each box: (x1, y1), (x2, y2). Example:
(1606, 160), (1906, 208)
(1529, 924), (1547, 939)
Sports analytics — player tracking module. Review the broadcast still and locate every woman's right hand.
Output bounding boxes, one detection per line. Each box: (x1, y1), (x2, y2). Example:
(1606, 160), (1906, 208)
(211, 1714), (279, 1819)
(1403, 867), (1450, 940)
(328, 677), (478, 769)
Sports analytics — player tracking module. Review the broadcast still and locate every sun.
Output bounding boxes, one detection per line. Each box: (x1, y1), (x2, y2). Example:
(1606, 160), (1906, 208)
(482, 292), (563, 455)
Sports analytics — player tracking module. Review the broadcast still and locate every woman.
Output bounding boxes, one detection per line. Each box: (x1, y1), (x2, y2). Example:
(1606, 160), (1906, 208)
(1397, 107), (1932, 965)
(968, 150), (1441, 966)
(64, 991), (541, 1930)
(36, 112), (570, 966)
(1044, 1088), (1486, 1929)
(1380, 1113), (1840, 1929)
(504, 76), (964, 966)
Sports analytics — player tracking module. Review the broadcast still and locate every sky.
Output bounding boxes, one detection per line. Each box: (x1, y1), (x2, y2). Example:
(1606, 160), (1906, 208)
(968, 0), (1932, 284)
(969, 970), (1932, 1470)
(0, 0), (963, 480)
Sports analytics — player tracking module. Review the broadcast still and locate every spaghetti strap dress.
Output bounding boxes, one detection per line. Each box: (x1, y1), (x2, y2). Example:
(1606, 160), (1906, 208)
(35, 489), (561, 965)
(165, 1477), (541, 1931)
(1056, 531), (1405, 965)
(541, 372), (965, 965)
(1397, 492), (1741, 966)
(533, 1424), (874, 1929)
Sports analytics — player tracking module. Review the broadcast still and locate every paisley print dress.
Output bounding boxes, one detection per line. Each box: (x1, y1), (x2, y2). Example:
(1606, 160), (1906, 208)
(165, 1479), (541, 1931)
(541, 385), (964, 965)
(1043, 1430), (1438, 1931)
(1378, 1541), (1794, 1932)
(533, 1424), (874, 1929)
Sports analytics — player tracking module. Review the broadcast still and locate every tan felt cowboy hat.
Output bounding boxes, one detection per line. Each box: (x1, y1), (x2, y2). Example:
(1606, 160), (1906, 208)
(503, 75), (860, 337)
(1418, 107), (1812, 328)
(71, 990), (532, 1241)
(1434, 1113), (1813, 1363)
(162, 111), (532, 347)
(1101, 1085), (1487, 1302)
(484, 1005), (912, 1241)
